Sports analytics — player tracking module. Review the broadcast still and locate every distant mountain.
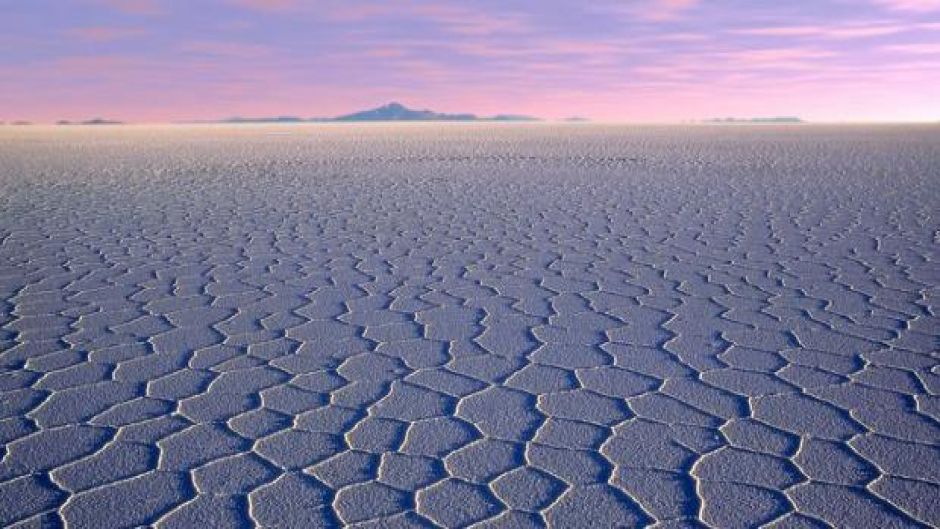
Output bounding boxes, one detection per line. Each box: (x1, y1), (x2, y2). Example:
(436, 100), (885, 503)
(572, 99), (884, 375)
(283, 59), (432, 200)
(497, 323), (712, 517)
(209, 103), (540, 124)
(562, 117), (591, 122)
(333, 102), (539, 122)
(333, 102), (477, 122)
(57, 118), (124, 125)
(702, 117), (804, 123)
(490, 114), (540, 122)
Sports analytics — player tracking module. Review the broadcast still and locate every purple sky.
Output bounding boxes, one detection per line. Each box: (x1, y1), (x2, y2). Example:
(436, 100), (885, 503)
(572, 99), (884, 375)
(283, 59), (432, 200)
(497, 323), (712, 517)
(1, 0), (938, 122)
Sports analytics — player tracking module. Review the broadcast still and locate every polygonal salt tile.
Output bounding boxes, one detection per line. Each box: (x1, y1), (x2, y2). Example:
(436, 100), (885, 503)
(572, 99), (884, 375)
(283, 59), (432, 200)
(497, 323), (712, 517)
(334, 482), (411, 524)
(662, 377), (748, 419)
(28, 381), (139, 427)
(612, 466), (698, 520)
(849, 433), (939, 482)
(344, 511), (433, 528)
(158, 423), (249, 471)
(91, 396), (173, 426)
(694, 447), (802, 489)
(0, 474), (66, 527)
(577, 366), (659, 398)
(699, 481), (790, 529)
(61, 471), (191, 529)
(532, 418), (609, 450)
(378, 452), (444, 490)
(178, 391), (258, 423)
(193, 452), (279, 494)
(33, 362), (111, 390)
(255, 429), (343, 469)
(602, 420), (696, 469)
(505, 363), (578, 394)
(793, 437), (877, 485)
(531, 343), (611, 370)
(762, 513), (829, 529)
(457, 386), (542, 441)
(401, 417), (479, 458)
(308, 450), (378, 489)
(788, 482), (919, 529)
(370, 382), (455, 421)
(869, 475), (940, 527)
(115, 415), (192, 444)
(471, 510), (543, 528)
(376, 339), (449, 369)
(209, 366), (289, 395)
(227, 407), (292, 439)
(491, 467), (565, 512)
(260, 385), (328, 415)
(347, 417), (408, 452)
(405, 368), (487, 397)
(753, 393), (864, 440)
(444, 439), (523, 484)
(416, 478), (503, 528)
(1, 424), (111, 480)
(156, 494), (248, 529)
(544, 484), (649, 528)
(448, 354), (523, 384)
(851, 404), (940, 444)
(295, 405), (364, 434)
(331, 381), (390, 409)
(52, 441), (157, 492)
(603, 343), (695, 379)
(338, 353), (408, 384)
(291, 370), (346, 393)
(526, 443), (610, 485)
(720, 418), (799, 456)
(146, 369), (214, 400)
(249, 472), (336, 527)
(538, 389), (630, 426)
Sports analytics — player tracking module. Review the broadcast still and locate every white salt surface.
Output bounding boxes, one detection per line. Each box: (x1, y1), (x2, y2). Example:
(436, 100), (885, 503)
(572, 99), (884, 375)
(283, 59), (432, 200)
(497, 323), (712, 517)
(0, 123), (938, 528)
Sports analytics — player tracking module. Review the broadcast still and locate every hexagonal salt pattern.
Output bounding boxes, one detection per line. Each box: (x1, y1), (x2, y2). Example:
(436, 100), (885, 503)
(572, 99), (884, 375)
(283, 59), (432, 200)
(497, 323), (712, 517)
(0, 124), (938, 528)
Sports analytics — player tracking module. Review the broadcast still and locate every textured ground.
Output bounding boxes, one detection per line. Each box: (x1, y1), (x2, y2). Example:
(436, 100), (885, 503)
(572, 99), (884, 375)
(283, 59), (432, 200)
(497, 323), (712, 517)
(0, 123), (938, 528)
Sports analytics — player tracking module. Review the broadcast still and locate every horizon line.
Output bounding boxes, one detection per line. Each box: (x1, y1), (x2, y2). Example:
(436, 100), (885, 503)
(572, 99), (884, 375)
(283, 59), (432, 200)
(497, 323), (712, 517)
(4, 119), (940, 126)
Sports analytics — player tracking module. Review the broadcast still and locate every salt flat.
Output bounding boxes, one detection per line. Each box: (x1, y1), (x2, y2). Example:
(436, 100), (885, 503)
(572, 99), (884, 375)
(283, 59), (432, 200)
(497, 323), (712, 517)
(0, 123), (938, 528)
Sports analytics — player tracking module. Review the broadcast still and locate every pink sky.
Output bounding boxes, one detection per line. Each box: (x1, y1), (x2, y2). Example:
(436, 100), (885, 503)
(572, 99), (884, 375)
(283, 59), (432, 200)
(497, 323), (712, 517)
(1, 0), (938, 122)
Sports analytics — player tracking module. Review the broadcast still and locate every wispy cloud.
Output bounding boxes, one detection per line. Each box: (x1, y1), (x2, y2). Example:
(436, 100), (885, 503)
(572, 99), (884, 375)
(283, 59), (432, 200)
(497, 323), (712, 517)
(873, 0), (940, 12)
(225, 0), (298, 12)
(636, 0), (701, 21)
(66, 26), (149, 42)
(178, 41), (275, 58)
(733, 22), (908, 39)
(325, 3), (531, 36)
(882, 42), (940, 53)
(93, 0), (163, 16)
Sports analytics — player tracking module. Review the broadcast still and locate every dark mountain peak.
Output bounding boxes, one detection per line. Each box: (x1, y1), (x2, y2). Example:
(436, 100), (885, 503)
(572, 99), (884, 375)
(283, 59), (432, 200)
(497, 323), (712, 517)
(334, 102), (476, 122)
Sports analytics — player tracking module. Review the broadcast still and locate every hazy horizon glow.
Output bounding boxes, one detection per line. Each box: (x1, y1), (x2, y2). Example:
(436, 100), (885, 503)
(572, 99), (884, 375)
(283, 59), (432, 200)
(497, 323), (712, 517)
(1, 0), (938, 123)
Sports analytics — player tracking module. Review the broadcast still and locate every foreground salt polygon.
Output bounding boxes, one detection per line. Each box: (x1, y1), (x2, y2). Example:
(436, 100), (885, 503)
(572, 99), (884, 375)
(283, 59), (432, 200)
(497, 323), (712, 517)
(0, 123), (937, 528)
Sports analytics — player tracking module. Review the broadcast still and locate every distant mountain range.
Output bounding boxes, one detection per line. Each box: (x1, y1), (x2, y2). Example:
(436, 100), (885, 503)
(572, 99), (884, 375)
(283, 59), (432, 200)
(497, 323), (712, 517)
(219, 102), (541, 123)
(701, 117), (804, 123)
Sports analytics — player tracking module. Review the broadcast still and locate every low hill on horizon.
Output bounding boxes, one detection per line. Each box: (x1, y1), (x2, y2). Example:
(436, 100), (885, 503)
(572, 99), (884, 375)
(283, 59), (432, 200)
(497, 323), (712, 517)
(213, 102), (540, 123)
